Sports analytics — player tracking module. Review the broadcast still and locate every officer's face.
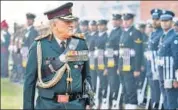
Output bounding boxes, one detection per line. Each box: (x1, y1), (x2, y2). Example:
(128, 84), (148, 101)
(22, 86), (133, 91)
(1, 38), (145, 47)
(27, 19), (34, 26)
(152, 19), (160, 28)
(161, 20), (172, 31)
(52, 19), (73, 39)
(122, 19), (133, 28)
(89, 25), (97, 32)
(80, 25), (88, 33)
(112, 19), (122, 27)
(98, 24), (107, 32)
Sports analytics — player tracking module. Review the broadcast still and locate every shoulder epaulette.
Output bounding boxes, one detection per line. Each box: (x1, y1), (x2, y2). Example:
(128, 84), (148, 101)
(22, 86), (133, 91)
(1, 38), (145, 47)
(72, 33), (85, 40)
(35, 33), (51, 41)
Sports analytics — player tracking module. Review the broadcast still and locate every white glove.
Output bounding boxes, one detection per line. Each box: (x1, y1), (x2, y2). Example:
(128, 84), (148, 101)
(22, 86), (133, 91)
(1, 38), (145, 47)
(94, 50), (98, 58)
(176, 69), (178, 81)
(114, 50), (119, 56)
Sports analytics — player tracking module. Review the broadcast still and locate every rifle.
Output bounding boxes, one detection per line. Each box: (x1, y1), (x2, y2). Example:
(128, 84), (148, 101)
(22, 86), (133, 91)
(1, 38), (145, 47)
(138, 77), (148, 105)
(158, 93), (164, 109)
(111, 84), (123, 109)
(82, 79), (95, 107)
(100, 85), (110, 109)
(145, 84), (151, 109)
(92, 76), (100, 109)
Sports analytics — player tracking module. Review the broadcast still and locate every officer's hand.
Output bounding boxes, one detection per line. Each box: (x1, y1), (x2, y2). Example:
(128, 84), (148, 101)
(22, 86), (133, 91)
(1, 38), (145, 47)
(141, 66), (145, 72)
(86, 105), (91, 109)
(173, 81), (178, 88)
(134, 71), (140, 77)
(104, 69), (108, 76)
(117, 69), (120, 75)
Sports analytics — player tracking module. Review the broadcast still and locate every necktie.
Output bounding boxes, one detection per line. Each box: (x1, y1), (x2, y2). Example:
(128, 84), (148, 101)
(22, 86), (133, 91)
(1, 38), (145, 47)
(61, 41), (66, 52)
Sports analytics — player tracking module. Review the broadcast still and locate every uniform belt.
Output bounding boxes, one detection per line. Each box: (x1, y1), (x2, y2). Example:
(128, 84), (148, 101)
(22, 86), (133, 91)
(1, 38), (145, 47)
(55, 93), (82, 103)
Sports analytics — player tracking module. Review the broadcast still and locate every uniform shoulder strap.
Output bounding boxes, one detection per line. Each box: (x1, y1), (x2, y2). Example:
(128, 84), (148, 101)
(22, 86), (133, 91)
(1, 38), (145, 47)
(35, 31), (52, 41)
(72, 33), (85, 40)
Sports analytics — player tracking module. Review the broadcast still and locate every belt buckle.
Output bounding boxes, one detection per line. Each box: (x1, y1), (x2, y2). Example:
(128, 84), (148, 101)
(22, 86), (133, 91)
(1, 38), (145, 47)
(76, 94), (81, 99)
(57, 95), (69, 103)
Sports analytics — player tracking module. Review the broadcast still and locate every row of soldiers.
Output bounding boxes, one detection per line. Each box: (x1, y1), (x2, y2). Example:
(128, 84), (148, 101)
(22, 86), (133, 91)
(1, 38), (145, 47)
(1, 5), (178, 109)
(72, 9), (178, 109)
(1, 13), (39, 84)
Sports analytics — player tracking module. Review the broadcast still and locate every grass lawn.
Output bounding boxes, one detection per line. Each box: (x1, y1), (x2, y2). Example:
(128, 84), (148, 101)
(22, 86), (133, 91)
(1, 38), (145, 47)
(1, 78), (23, 109)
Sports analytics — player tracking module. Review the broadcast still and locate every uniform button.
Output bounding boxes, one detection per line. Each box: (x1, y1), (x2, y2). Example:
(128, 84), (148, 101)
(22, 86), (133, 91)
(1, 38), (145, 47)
(74, 65), (79, 68)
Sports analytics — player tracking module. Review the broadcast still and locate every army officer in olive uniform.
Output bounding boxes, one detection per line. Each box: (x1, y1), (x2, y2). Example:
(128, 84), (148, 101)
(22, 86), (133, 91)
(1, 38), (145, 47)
(23, 2), (94, 109)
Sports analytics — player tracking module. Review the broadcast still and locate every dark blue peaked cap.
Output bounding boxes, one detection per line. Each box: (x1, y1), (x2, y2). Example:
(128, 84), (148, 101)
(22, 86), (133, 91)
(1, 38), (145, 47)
(97, 19), (108, 25)
(26, 13), (36, 19)
(80, 20), (89, 26)
(112, 14), (122, 20)
(160, 10), (175, 21)
(89, 20), (97, 25)
(150, 8), (162, 19)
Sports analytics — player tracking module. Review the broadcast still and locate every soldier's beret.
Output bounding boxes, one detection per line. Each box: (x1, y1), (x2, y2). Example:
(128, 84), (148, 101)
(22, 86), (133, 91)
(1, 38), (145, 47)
(44, 2), (77, 21)
(79, 20), (89, 26)
(160, 10), (175, 21)
(150, 9), (162, 19)
(1, 20), (8, 28)
(112, 14), (122, 20)
(89, 20), (97, 26)
(97, 19), (108, 25)
(26, 13), (36, 19)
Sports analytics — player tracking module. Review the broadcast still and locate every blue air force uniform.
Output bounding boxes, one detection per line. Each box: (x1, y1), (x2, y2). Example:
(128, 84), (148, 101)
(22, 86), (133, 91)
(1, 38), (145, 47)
(118, 11), (143, 108)
(157, 10), (178, 109)
(94, 20), (108, 104)
(88, 20), (98, 92)
(145, 9), (163, 108)
(23, 3), (93, 109)
(104, 14), (122, 107)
